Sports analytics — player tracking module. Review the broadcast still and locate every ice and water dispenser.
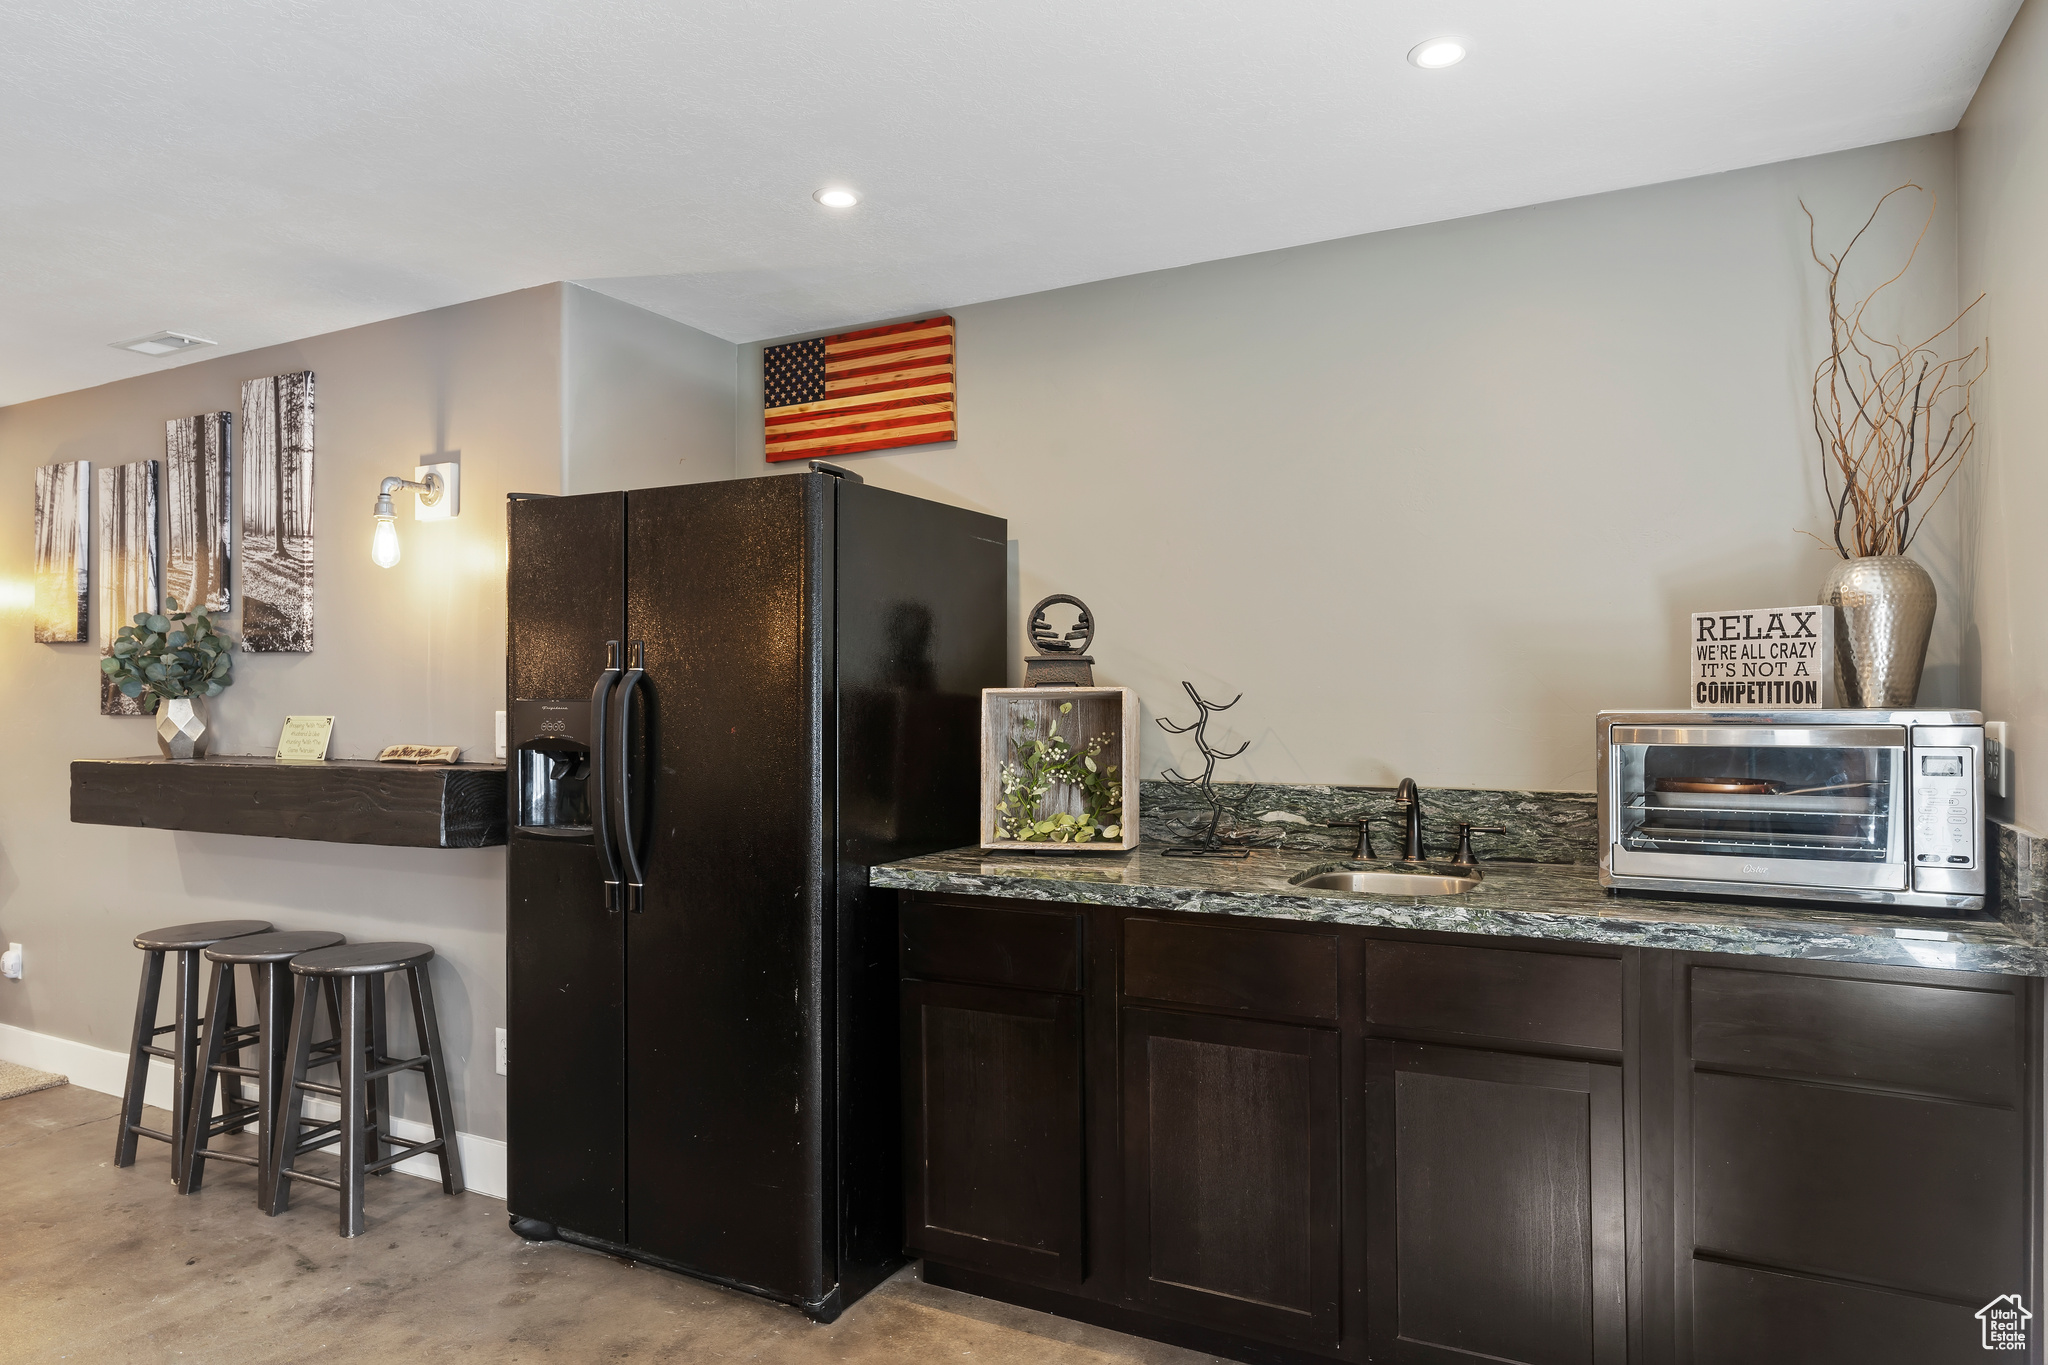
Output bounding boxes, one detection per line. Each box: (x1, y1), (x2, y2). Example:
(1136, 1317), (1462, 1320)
(511, 697), (596, 836)
(510, 641), (648, 912)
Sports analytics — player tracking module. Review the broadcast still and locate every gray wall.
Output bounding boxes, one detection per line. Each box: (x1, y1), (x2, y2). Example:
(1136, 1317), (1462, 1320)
(1961, 0), (2048, 831)
(561, 284), (738, 494)
(739, 136), (1967, 791)
(0, 285), (567, 1140)
(0, 125), (1998, 1138)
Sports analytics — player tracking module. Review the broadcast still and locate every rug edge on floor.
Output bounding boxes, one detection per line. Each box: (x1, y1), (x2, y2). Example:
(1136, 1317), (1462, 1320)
(0, 1060), (69, 1101)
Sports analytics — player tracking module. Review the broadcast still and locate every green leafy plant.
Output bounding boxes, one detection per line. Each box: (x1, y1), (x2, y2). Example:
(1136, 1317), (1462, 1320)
(99, 597), (236, 713)
(996, 702), (1123, 843)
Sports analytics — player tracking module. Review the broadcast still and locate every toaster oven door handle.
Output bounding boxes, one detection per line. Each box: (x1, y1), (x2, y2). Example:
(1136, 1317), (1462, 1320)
(1610, 725), (1907, 748)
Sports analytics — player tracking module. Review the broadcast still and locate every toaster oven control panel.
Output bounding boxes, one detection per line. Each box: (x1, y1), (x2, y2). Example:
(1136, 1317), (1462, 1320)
(1912, 747), (1976, 868)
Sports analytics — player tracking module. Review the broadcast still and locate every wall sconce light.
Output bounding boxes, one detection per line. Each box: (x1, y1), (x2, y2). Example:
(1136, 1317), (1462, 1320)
(370, 461), (461, 568)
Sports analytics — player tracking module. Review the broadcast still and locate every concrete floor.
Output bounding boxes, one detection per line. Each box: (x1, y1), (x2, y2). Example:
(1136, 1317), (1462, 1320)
(1, 1085), (1222, 1364)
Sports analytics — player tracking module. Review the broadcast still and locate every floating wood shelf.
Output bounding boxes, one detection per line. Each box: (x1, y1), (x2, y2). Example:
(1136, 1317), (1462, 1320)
(70, 756), (507, 849)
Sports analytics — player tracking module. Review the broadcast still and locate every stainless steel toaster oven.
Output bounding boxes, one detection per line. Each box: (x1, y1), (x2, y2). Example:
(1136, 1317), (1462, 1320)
(1597, 710), (1984, 912)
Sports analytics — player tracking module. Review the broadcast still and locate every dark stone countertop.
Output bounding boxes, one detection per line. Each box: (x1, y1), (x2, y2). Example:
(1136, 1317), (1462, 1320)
(872, 845), (2047, 977)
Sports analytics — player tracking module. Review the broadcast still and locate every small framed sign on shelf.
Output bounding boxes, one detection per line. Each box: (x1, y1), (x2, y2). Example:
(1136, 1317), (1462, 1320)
(275, 715), (334, 763)
(1689, 607), (1836, 709)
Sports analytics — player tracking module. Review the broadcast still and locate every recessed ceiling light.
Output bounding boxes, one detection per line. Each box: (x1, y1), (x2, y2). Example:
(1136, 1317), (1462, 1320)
(112, 331), (216, 356)
(814, 187), (859, 209)
(1408, 38), (1467, 69)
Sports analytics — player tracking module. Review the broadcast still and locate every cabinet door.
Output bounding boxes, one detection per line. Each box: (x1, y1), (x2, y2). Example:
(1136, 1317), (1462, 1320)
(1121, 1007), (1342, 1347)
(1368, 1041), (1625, 1365)
(901, 979), (1086, 1284)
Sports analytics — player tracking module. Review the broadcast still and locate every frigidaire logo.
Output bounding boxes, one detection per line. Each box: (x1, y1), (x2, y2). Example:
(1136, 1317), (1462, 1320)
(1978, 1294), (2031, 1351)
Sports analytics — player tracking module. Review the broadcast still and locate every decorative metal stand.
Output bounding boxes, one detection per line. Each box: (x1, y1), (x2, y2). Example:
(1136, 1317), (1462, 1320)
(1157, 681), (1254, 858)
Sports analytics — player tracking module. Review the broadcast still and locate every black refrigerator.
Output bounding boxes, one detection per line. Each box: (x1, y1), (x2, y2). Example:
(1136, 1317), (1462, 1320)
(503, 468), (1005, 1320)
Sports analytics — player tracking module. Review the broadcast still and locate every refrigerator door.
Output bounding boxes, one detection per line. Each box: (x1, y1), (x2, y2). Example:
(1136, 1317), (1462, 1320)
(621, 476), (833, 1304)
(506, 492), (629, 1243)
(829, 479), (1007, 1304)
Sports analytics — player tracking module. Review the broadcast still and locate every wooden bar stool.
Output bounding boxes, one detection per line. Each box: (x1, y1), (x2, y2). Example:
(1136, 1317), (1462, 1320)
(116, 919), (272, 1183)
(180, 929), (346, 1205)
(270, 942), (465, 1236)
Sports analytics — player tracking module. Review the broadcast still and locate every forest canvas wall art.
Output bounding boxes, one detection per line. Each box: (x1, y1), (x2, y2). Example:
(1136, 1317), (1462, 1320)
(33, 460), (90, 643)
(241, 370), (314, 652)
(98, 460), (160, 716)
(166, 412), (232, 615)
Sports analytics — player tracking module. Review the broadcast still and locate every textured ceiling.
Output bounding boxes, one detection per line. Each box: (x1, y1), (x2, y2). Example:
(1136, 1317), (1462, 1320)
(0, 0), (2021, 406)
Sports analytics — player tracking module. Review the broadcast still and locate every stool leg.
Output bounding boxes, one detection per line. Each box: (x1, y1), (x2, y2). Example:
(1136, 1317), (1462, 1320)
(170, 947), (204, 1186)
(256, 962), (292, 1210)
(366, 972), (392, 1173)
(338, 975), (369, 1237)
(217, 964), (254, 1135)
(178, 959), (232, 1194)
(406, 962), (465, 1195)
(267, 973), (317, 1217)
(323, 978), (344, 1057)
(115, 950), (165, 1167)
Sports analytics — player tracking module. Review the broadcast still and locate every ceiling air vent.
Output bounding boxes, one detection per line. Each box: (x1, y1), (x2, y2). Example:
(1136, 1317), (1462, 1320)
(112, 331), (216, 356)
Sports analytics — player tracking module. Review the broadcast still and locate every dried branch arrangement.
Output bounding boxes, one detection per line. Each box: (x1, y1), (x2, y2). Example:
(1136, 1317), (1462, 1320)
(1805, 184), (1986, 557)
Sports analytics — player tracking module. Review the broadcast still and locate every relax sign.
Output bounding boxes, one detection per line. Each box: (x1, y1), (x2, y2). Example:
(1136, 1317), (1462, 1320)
(1689, 607), (1836, 710)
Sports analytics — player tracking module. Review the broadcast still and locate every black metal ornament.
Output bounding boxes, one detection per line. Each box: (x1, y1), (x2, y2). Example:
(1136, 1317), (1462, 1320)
(1025, 593), (1097, 686)
(1157, 681), (1254, 858)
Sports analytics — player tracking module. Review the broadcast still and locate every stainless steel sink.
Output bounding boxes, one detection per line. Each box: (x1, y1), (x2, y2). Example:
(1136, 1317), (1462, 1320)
(1291, 868), (1480, 896)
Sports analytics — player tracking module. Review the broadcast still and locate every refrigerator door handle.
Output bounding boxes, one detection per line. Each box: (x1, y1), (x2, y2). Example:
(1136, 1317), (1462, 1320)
(613, 641), (648, 913)
(590, 641), (623, 910)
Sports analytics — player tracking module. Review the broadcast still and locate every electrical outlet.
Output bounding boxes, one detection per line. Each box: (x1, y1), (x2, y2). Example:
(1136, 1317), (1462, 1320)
(1987, 721), (2010, 799)
(496, 1027), (507, 1076)
(1, 943), (20, 980)
(495, 710), (507, 760)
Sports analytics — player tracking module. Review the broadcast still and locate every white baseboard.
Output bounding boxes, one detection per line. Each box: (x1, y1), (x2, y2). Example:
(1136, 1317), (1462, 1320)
(0, 1022), (159, 1103)
(0, 1022), (505, 1199)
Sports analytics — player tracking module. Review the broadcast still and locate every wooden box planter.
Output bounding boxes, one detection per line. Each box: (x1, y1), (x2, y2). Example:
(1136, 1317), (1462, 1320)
(980, 687), (1139, 852)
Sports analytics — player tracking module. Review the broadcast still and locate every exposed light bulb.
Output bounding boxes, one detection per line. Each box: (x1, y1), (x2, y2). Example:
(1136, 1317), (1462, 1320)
(371, 515), (401, 568)
(1408, 38), (1467, 68)
(814, 187), (859, 208)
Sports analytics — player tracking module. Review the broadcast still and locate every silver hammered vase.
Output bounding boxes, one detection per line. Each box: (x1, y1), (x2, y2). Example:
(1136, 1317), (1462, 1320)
(1820, 555), (1936, 708)
(154, 696), (211, 760)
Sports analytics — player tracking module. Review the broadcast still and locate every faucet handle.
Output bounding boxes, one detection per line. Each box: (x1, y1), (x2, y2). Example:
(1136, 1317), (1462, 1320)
(1451, 823), (1506, 865)
(1324, 813), (1378, 860)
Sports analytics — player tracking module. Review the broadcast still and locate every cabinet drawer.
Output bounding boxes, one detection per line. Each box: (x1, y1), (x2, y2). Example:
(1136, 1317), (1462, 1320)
(900, 900), (1082, 993)
(1690, 966), (2020, 1105)
(1692, 1070), (2024, 1303)
(1123, 919), (1339, 1021)
(1693, 1261), (1985, 1365)
(1366, 941), (1623, 1051)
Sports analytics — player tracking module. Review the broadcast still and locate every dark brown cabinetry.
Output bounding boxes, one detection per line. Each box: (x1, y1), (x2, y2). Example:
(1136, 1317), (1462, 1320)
(899, 891), (2042, 1365)
(900, 979), (1085, 1283)
(1361, 939), (1628, 1365)
(1367, 1042), (1625, 1364)
(1678, 962), (2034, 1365)
(1122, 1006), (1343, 1346)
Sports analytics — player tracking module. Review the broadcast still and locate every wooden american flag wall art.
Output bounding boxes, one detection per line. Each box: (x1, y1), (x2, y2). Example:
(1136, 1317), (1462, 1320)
(763, 315), (956, 461)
